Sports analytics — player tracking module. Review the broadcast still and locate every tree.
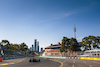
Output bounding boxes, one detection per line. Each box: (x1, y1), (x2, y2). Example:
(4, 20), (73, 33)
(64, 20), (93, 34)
(60, 37), (80, 52)
(68, 38), (79, 51)
(0, 43), (4, 49)
(19, 43), (27, 51)
(28, 51), (32, 54)
(1, 40), (11, 49)
(96, 36), (100, 48)
(28, 51), (34, 55)
(60, 37), (70, 52)
(11, 44), (20, 50)
(60, 37), (81, 57)
(81, 35), (100, 51)
(1, 40), (10, 45)
(32, 51), (34, 55)
(0, 40), (28, 52)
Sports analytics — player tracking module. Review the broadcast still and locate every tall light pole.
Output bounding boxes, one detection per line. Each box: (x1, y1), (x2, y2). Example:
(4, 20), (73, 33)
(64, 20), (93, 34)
(74, 24), (76, 39)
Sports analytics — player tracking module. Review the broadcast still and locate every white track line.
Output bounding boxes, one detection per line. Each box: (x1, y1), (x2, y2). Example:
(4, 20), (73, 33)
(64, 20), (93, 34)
(63, 60), (67, 63)
(89, 65), (92, 67)
(73, 60), (75, 63)
(72, 64), (74, 67)
(93, 61), (99, 64)
(83, 61), (86, 63)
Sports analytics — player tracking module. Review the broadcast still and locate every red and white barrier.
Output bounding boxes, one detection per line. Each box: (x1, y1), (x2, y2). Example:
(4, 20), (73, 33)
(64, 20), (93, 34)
(66, 57), (80, 59)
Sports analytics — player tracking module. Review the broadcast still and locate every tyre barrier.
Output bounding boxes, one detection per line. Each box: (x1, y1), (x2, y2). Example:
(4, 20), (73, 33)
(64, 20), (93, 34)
(13, 57), (16, 59)
(9, 57), (14, 59)
(16, 56), (18, 58)
(2, 57), (5, 60)
(19, 56), (22, 58)
(5, 57), (9, 60)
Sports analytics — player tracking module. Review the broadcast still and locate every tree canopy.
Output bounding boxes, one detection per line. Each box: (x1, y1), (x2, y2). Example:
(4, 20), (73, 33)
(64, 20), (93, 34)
(1, 40), (10, 49)
(0, 40), (28, 51)
(20, 43), (27, 51)
(68, 38), (79, 51)
(81, 35), (100, 50)
(60, 37), (80, 52)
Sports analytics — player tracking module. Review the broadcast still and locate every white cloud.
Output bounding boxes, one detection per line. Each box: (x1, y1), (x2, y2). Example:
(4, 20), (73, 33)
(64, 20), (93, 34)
(65, 12), (76, 16)
(65, 13), (71, 16)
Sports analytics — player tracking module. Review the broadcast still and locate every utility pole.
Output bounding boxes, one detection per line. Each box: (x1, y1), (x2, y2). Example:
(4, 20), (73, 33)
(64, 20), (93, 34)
(74, 24), (76, 39)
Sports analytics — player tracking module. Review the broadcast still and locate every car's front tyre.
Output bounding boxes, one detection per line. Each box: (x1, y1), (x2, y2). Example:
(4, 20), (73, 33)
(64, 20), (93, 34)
(29, 59), (31, 62)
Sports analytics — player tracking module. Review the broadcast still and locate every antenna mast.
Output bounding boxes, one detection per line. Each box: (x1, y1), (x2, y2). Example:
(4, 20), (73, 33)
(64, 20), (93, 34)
(74, 24), (76, 39)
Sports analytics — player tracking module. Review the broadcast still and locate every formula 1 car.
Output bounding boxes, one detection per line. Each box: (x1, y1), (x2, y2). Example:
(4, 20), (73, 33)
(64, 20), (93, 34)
(29, 58), (40, 62)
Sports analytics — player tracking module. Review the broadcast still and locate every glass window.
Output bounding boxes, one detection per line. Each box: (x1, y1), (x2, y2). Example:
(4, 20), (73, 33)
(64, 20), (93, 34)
(91, 51), (96, 53)
(47, 53), (51, 55)
(52, 53), (54, 55)
(45, 53), (47, 55)
(55, 53), (58, 55)
(86, 52), (90, 53)
(47, 50), (51, 52)
(92, 54), (95, 55)
(97, 51), (100, 53)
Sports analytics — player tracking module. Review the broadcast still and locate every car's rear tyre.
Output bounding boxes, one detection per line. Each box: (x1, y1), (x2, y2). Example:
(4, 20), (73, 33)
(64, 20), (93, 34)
(39, 59), (40, 62)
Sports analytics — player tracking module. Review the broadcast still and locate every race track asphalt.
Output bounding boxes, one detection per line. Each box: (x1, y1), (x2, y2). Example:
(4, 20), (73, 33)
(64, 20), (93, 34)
(0, 57), (61, 67)
(1, 57), (100, 67)
(52, 58), (100, 67)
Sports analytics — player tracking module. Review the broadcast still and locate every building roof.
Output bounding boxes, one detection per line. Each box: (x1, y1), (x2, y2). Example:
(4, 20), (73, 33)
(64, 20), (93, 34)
(45, 45), (61, 49)
(45, 43), (61, 49)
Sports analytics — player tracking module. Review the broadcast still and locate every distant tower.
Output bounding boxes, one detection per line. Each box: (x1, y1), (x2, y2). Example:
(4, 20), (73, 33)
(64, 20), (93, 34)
(33, 44), (35, 51)
(41, 48), (43, 51)
(38, 46), (39, 52)
(36, 42), (39, 51)
(32, 45), (33, 51)
(37, 42), (39, 52)
(74, 24), (76, 39)
(34, 39), (37, 51)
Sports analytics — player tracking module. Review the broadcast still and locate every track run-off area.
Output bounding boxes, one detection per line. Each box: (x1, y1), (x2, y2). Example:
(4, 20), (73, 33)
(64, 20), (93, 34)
(0, 57), (100, 67)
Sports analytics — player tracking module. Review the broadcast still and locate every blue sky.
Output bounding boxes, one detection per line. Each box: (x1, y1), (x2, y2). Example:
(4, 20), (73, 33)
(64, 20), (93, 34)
(0, 0), (100, 49)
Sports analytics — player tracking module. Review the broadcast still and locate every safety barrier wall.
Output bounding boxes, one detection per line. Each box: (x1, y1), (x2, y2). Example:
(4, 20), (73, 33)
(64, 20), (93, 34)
(80, 57), (100, 61)
(1, 55), (34, 60)
(2, 56), (25, 60)
(40, 56), (100, 61)
(40, 56), (80, 59)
